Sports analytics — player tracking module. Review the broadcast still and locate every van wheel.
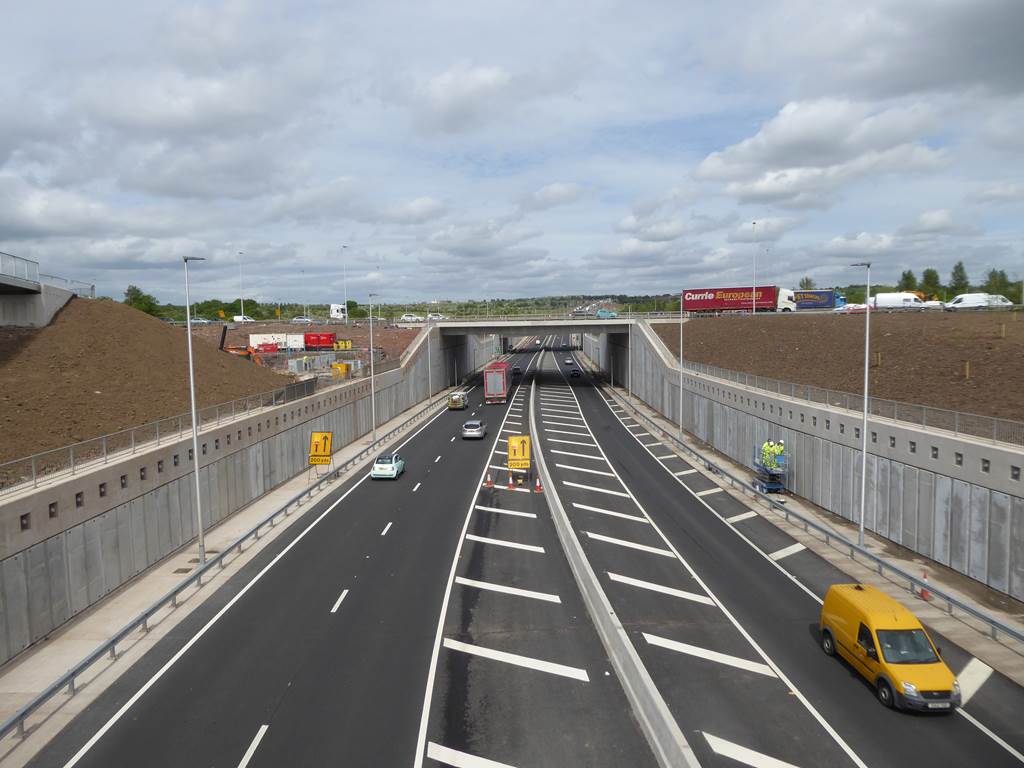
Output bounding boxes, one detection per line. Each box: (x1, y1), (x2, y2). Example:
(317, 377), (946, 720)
(877, 680), (894, 708)
(821, 630), (835, 657)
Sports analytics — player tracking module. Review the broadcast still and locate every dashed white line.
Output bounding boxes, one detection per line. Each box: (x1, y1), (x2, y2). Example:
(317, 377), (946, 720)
(450, 436), (456, 442)
(584, 531), (675, 557)
(455, 576), (561, 603)
(958, 658), (994, 706)
(237, 724), (269, 768)
(426, 742), (517, 768)
(412, 482), (421, 492)
(443, 638), (589, 681)
(768, 542), (806, 561)
(727, 511), (758, 523)
(474, 504), (536, 519)
(563, 480), (630, 497)
(643, 634), (776, 677)
(696, 487), (723, 497)
(381, 522), (393, 536)
(607, 572), (714, 606)
(465, 533), (545, 553)
(572, 502), (648, 523)
(435, 455), (442, 463)
(702, 732), (798, 768)
(330, 589), (350, 614)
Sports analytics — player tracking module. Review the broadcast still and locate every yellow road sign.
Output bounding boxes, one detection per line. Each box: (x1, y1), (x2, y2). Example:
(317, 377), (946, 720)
(309, 431), (333, 466)
(507, 435), (531, 470)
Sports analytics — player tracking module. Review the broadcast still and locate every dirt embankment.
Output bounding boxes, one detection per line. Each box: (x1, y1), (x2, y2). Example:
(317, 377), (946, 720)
(653, 312), (1024, 421)
(0, 299), (291, 464)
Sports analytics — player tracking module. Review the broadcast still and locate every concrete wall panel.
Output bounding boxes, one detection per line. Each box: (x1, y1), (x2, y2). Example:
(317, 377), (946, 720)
(917, 471), (935, 559)
(934, 476), (952, 565)
(2, 555), (29, 653)
(26, 543), (51, 643)
(45, 534), (70, 629)
(988, 492), (1011, 594)
(1011, 498), (1024, 602)
(949, 480), (971, 574)
(968, 486), (990, 583)
(901, 466), (918, 550)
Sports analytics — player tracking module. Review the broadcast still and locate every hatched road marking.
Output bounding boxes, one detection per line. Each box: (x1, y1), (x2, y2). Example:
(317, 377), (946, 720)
(727, 511), (758, 523)
(563, 480), (630, 497)
(330, 589), (350, 614)
(475, 504), (536, 519)
(702, 732), (800, 768)
(381, 522), (392, 536)
(549, 437), (597, 447)
(544, 420), (590, 429)
(443, 638), (589, 682)
(550, 449), (605, 461)
(572, 502), (648, 523)
(555, 463), (616, 477)
(768, 543), (806, 561)
(585, 531), (675, 557)
(427, 742), (518, 768)
(655, 454), (677, 460)
(466, 533), (544, 553)
(608, 572), (714, 606)
(643, 634), (776, 677)
(958, 658), (994, 706)
(696, 487), (723, 497)
(455, 576), (561, 603)
(674, 469), (697, 476)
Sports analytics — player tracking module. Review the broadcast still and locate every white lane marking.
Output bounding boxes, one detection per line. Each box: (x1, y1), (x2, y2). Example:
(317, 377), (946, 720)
(505, 419), (522, 425)
(501, 429), (520, 434)
(330, 589), (350, 614)
(412, 482), (422, 493)
(455, 576), (561, 603)
(475, 504), (536, 519)
(544, 419), (590, 429)
(490, 464), (527, 474)
(509, 407), (523, 412)
(542, 413), (585, 422)
(572, 502), (648, 523)
(443, 638), (589, 682)
(466, 533), (545, 553)
(493, 449), (507, 455)
(655, 454), (677, 460)
(674, 469), (697, 476)
(727, 511), (758, 523)
(546, 428), (591, 437)
(626, 424), (644, 430)
(643, 441), (663, 447)
(695, 487), (723, 497)
(541, 408), (583, 417)
(608, 572), (714, 605)
(426, 742), (518, 768)
(550, 449), (605, 461)
(768, 542), (806, 561)
(958, 658), (994, 706)
(585, 531), (675, 557)
(956, 709), (1024, 763)
(703, 732), (798, 768)
(490, 484), (532, 494)
(644, 634), (776, 677)
(381, 522), (393, 536)
(237, 724), (270, 768)
(497, 438), (508, 443)
(549, 437), (597, 447)
(555, 463), (616, 477)
(435, 455), (442, 463)
(563, 480), (630, 497)
(450, 436), (456, 442)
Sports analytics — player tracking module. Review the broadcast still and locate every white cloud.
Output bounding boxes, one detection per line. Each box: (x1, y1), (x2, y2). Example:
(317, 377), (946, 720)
(519, 182), (582, 212)
(727, 217), (803, 243)
(898, 209), (975, 236)
(823, 232), (896, 255)
(969, 182), (1024, 204)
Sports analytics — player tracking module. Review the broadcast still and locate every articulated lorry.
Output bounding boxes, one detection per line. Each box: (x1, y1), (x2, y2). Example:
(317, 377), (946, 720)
(794, 289), (847, 310)
(483, 360), (512, 404)
(682, 286), (796, 313)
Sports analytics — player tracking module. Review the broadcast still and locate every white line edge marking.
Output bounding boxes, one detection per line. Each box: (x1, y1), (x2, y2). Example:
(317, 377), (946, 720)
(608, 572), (713, 605)
(956, 709), (1024, 763)
(475, 504), (536, 519)
(571, 502), (648, 523)
(426, 742), (517, 768)
(413, 482), (421, 492)
(768, 542), (805, 561)
(585, 531), (674, 557)
(957, 658), (993, 706)
(465, 533), (544, 553)
(643, 633), (775, 677)
(330, 588), (350, 613)
(236, 724), (270, 768)
(443, 638), (588, 681)
(63, 389), (460, 768)
(703, 732), (799, 768)
(455, 576), (561, 603)
(381, 521), (393, 536)
(726, 511), (758, 523)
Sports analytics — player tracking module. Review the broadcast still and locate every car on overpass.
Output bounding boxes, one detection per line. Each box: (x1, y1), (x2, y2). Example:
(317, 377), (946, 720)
(399, 313), (425, 322)
(370, 453), (405, 479)
(291, 316), (314, 324)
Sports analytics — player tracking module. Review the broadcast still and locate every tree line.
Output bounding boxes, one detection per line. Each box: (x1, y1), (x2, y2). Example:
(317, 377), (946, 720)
(799, 261), (1021, 303)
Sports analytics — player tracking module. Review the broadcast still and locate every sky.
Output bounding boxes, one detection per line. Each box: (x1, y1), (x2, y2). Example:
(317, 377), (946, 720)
(2, 0), (1023, 304)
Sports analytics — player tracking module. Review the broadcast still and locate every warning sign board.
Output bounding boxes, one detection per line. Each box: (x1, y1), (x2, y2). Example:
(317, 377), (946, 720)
(507, 435), (531, 470)
(309, 431), (333, 466)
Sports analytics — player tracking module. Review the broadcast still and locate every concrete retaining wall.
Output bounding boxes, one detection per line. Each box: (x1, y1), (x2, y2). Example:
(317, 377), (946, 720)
(0, 285), (74, 328)
(0, 328), (492, 665)
(582, 325), (1024, 602)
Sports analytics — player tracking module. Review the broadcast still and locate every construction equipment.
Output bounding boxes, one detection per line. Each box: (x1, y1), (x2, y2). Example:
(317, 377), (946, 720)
(752, 442), (787, 493)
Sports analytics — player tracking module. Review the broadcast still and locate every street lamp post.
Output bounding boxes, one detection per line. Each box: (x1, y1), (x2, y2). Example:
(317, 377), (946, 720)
(369, 292), (378, 443)
(341, 245), (348, 323)
(183, 256), (207, 564)
(852, 261), (872, 547)
(237, 251), (245, 319)
(678, 292), (684, 436)
(627, 304), (633, 403)
(751, 221), (757, 316)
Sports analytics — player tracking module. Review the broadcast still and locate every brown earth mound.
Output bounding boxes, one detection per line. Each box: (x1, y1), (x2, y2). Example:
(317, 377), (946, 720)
(654, 312), (1024, 421)
(0, 299), (291, 464)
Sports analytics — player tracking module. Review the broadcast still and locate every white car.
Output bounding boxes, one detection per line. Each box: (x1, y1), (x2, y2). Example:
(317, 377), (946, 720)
(370, 453), (405, 479)
(291, 316), (314, 324)
(426, 312), (446, 321)
(399, 313), (425, 322)
(233, 315), (256, 323)
(945, 293), (1013, 311)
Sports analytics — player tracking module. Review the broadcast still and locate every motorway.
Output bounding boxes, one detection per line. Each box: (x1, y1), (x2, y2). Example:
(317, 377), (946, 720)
(29, 335), (1024, 767)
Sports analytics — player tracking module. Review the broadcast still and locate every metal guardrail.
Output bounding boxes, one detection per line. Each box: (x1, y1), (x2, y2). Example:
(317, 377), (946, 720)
(593, 370), (1024, 649)
(0, 380), (317, 497)
(38, 273), (95, 298)
(0, 252), (39, 284)
(680, 359), (1024, 448)
(0, 390), (452, 744)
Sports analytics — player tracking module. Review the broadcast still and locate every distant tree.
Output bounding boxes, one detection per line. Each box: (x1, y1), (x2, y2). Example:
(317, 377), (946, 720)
(798, 276), (816, 289)
(949, 261), (970, 294)
(896, 270), (918, 291)
(982, 269), (1012, 298)
(123, 285), (159, 316)
(920, 268), (943, 299)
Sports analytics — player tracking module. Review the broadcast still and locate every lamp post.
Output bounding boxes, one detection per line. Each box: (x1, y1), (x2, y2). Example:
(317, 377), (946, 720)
(751, 220), (757, 316)
(852, 261), (872, 547)
(627, 303), (633, 403)
(678, 291), (684, 436)
(237, 251), (245, 319)
(340, 245), (348, 323)
(183, 256), (207, 564)
(369, 292), (378, 443)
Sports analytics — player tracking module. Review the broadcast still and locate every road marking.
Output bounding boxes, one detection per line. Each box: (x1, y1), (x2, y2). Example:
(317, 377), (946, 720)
(958, 658), (993, 705)
(551, 449), (605, 461)
(493, 449), (507, 455)
(443, 638), (588, 681)
(585, 531), (675, 557)
(505, 419), (522, 425)
(501, 429), (519, 434)
(381, 522), (392, 536)
(426, 742), (518, 768)
(702, 732), (798, 768)
(626, 424), (644, 430)
(475, 504), (536, 519)
(643, 441), (664, 447)
(490, 484), (532, 494)
(572, 502), (648, 523)
(654, 454), (678, 460)
(643, 634), (776, 677)
(497, 438), (508, 443)
(674, 469), (697, 476)
(542, 412), (585, 422)
(727, 511), (758, 523)
(509, 407), (523, 412)
(546, 428), (591, 437)
(544, 419), (589, 429)
(237, 724), (270, 768)
(956, 709), (1024, 763)
(450, 436), (456, 442)
(455, 576), (561, 603)
(696, 487), (723, 497)
(549, 437), (597, 447)
(435, 455), (442, 463)
(490, 464), (527, 474)
(768, 542), (806, 561)
(330, 589), (350, 614)
(607, 572), (714, 605)
(542, 408), (583, 417)
(412, 482), (421, 492)
(466, 533), (544, 553)
(555, 463), (615, 477)
(563, 480), (630, 497)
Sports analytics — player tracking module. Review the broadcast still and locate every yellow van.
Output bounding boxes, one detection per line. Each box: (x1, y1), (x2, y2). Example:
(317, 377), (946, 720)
(819, 584), (960, 711)
(447, 392), (468, 410)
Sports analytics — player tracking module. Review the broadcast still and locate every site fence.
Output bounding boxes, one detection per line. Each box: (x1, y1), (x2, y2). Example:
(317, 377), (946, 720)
(38, 273), (96, 298)
(0, 380), (317, 498)
(0, 252), (39, 284)
(681, 359), (1024, 448)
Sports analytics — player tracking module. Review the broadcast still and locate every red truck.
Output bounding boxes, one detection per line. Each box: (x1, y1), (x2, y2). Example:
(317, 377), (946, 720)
(682, 286), (796, 313)
(483, 360), (512, 404)
(303, 332), (337, 350)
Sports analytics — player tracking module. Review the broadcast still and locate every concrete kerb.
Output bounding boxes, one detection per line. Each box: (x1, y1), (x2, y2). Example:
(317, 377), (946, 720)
(0, 386), (458, 765)
(528, 374), (700, 768)
(591, 370), (1024, 687)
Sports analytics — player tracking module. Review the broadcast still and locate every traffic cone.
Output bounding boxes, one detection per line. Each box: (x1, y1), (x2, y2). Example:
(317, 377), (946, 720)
(484, 473), (493, 489)
(534, 476), (543, 493)
(507, 473), (515, 490)
(919, 570), (932, 602)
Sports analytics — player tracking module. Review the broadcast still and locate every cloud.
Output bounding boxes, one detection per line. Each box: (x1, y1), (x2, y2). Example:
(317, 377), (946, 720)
(727, 217), (803, 242)
(383, 196), (448, 224)
(518, 182), (582, 212)
(968, 182), (1024, 204)
(823, 232), (896, 256)
(898, 209), (976, 236)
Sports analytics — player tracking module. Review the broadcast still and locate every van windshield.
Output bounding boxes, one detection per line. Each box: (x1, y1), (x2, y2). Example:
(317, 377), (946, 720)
(875, 629), (939, 664)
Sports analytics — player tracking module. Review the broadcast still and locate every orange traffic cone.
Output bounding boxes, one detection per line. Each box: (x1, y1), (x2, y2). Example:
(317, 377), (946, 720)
(484, 473), (493, 489)
(919, 570), (932, 601)
(534, 476), (543, 493)
(507, 473), (515, 489)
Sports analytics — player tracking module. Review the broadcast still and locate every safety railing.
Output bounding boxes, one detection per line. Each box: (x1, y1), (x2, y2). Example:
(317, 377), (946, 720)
(38, 273), (96, 298)
(0, 389), (452, 744)
(597, 372), (1024, 649)
(0, 252), (39, 284)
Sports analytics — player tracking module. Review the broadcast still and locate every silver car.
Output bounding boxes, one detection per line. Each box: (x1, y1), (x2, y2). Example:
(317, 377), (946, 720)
(461, 420), (487, 439)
